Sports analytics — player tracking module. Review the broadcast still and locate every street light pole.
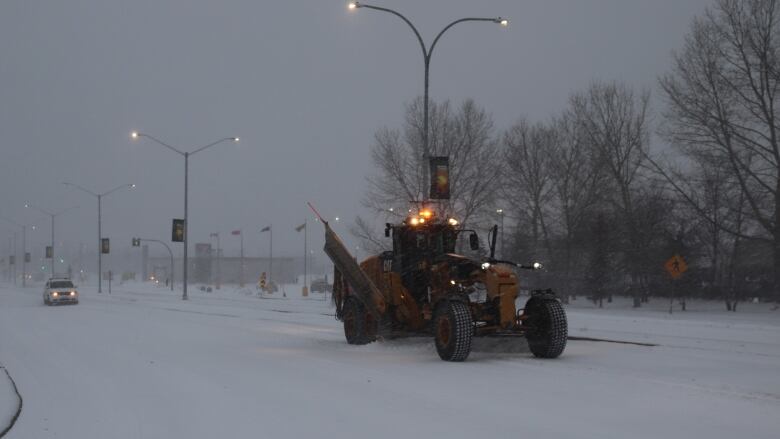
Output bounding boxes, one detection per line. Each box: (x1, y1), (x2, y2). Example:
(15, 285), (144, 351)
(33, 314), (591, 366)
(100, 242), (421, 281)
(184, 151), (189, 296)
(12, 233), (17, 285)
(63, 182), (135, 293)
(131, 132), (239, 300)
(496, 208), (504, 259)
(24, 204), (78, 276)
(1, 217), (31, 287)
(349, 2), (508, 192)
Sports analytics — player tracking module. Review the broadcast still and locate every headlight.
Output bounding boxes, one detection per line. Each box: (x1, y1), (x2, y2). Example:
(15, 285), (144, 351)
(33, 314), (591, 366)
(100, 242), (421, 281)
(52, 292), (59, 297)
(70, 291), (76, 296)
(481, 262), (491, 270)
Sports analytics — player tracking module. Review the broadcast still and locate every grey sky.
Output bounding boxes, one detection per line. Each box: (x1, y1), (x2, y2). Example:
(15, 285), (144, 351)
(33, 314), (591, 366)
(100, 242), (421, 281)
(0, 0), (712, 262)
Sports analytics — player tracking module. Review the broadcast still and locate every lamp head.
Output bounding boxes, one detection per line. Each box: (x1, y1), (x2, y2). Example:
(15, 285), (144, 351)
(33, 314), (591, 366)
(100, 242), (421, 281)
(348, 2), (361, 10)
(496, 17), (509, 27)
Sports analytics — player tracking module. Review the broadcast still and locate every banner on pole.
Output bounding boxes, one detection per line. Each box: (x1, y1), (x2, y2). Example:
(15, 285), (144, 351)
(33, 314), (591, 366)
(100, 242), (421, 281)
(429, 156), (450, 200)
(172, 219), (184, 242)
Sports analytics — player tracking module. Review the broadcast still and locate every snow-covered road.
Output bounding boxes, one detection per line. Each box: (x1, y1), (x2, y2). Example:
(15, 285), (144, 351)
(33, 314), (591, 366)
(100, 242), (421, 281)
(1, 282), (778, 438)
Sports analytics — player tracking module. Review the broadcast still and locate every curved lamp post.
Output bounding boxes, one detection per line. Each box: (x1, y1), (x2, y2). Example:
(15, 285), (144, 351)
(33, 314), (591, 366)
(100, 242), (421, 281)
(348, 2), (508, 193)
(130, 131), (239, 300)
(63, 182), (135, 293)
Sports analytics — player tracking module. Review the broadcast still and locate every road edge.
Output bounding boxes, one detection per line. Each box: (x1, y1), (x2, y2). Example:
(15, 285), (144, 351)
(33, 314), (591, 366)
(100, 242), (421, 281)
(0, 365), (22, 438)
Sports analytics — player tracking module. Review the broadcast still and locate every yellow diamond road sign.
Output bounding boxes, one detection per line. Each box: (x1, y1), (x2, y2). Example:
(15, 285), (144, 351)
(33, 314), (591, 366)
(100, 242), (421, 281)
(665, 254), (688, 280)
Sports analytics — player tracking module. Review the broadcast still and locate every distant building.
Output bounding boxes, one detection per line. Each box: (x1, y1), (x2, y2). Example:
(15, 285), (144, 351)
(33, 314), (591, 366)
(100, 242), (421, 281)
(148, 255), (305, 285)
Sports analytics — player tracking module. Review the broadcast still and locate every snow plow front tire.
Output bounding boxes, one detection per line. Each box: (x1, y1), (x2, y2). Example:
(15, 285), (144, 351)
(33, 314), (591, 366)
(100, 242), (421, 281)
(434, 301), (473, 362)
(524, 298), (567, 358)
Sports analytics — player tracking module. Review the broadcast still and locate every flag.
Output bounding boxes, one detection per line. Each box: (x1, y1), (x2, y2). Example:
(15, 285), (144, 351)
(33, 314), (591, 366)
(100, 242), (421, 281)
(295, 223), (306, 232)
(231, 230), (241, 235)
(260, 226), (271, 233)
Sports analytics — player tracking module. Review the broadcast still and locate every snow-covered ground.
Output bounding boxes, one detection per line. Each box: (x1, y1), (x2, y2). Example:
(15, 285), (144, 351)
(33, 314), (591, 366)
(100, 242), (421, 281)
(0, 281), (778, 438)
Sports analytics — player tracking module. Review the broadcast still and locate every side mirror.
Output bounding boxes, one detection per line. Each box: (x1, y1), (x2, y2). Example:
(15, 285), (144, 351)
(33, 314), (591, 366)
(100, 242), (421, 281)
(385, 223), (391, 238)
(469, 233), (479, 251)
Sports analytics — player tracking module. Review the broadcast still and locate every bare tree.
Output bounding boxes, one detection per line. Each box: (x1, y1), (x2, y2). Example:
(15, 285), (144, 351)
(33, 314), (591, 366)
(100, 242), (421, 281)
(547, 112), (609, 296)
(501, 119), (556, 258)
(358, 98), (501, 250)
(571, 81), (652, 306)
(659, 0), (779, 300)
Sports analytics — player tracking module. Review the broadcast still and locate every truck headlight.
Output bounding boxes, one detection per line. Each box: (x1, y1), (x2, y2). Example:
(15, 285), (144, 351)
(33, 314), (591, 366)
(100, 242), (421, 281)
(70, 291), (76, 296)
(52, 292), (59, 297)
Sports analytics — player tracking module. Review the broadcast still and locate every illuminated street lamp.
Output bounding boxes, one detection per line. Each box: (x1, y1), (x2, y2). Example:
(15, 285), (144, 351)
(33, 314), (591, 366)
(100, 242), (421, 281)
(349, 2), (508, 193)
(63, 182), (135, 293)
(130, 131), (239, 300)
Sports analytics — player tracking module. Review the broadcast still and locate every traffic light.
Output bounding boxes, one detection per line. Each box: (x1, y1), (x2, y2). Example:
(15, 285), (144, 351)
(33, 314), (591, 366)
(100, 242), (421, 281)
(172, 219), (184, 242)
(45, 246), (53, 259)
(132, 238), (141, 247)
(101, 238), (110, 254)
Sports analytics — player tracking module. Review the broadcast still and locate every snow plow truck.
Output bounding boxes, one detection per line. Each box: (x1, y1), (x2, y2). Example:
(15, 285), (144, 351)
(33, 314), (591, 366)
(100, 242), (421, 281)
(313, 205), (567, 362)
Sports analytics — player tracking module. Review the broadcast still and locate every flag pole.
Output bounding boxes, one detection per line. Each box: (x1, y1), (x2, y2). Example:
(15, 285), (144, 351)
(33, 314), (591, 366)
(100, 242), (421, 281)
(304, 219), (308, 295)
(216, 233), (221, 290)
(240, 229), (244, 288)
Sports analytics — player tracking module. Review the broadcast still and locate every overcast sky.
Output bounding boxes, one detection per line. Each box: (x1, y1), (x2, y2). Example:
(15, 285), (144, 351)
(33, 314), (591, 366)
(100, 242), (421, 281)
(0, 0), (713, 262)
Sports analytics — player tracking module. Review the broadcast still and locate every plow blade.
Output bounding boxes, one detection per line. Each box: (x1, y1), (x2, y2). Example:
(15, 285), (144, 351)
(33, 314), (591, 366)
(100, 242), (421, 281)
(320, 220), (386, 318)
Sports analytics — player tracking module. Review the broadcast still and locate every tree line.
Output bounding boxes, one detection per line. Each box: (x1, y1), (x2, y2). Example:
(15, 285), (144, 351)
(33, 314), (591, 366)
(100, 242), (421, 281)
(354, 0), (780, 310)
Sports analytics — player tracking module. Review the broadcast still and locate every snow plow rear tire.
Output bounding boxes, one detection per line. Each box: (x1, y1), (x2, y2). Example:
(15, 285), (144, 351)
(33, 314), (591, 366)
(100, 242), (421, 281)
(342, 297), (376, 345)
(524, 298), (567, 358)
